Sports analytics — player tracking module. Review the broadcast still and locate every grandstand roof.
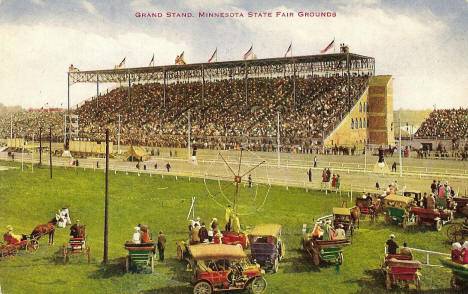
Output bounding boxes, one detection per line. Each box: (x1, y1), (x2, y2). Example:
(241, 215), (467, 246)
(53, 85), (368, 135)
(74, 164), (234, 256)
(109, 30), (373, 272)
(69, 52), (375, 85)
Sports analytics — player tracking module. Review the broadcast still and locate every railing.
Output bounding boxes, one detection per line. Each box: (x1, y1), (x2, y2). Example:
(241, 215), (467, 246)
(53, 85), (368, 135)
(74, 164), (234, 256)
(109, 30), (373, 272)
(384, 246), (450, 267)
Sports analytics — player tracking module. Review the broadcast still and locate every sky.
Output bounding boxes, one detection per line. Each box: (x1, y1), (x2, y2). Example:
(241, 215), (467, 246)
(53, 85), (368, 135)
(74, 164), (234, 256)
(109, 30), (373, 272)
(0, 0), (467, 110)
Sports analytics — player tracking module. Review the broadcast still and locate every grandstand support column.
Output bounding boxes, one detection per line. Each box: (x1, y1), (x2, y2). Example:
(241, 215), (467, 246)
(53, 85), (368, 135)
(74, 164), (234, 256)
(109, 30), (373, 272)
(293, 61), (296, 107)
(127, 73), (131, 104)
(244, 62), (248, 105)
(96, 74), (99, 109)
(201, 65), (205, 106)
(187, 110), (191, 161)
(277, 111), (280, 167)
(163, 71), (166, 108)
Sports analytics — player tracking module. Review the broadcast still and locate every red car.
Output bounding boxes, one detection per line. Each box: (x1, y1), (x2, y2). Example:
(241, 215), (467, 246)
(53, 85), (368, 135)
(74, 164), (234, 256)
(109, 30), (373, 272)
(188, 243), (267, 294)
(221, 231), (248, 249)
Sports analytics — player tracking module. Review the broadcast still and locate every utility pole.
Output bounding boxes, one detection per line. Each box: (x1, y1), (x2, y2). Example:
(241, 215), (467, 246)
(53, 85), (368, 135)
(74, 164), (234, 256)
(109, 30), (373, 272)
(103, 129), (109, 264)
(398, 113), (403, 177)
(188, 110), (191, 161)
(49, 127), (52, 179)
(117, 114), (121, 154)
(39, 127), (42, 165)
(277, 111), (280, 167)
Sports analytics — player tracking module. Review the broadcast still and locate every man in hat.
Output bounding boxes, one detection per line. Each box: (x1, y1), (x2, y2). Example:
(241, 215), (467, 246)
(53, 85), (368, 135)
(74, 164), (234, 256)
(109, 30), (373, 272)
(191, 223), (200, 244)
(199, 223), (209, 243)
(400, 242), (412, 259)
(386, 234), (398, 255)
(157, 231), (166, 261)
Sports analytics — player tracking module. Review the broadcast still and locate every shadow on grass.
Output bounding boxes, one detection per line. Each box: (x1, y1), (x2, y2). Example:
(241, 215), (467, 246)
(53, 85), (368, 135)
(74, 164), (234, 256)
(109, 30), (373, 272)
(140, 285), (192, 294)
(281, 249), (320, 274)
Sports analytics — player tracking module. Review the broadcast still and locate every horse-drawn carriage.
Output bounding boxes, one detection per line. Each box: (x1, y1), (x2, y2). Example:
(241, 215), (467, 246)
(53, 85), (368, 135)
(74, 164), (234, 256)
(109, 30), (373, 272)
(440, 257), (468, 290)
(381, 253), (422, 291)
(188, 244), (267, 294)
(333, 208), (354, 237)
(301, 218), (351, 266)
(1, 235), (38, 259)
(383, 195), (416, 228)
(453, 197), (468, 214)
(248, 224), (284, 273)
(124, 241), (155, 273)
(62, 224), (90, 264)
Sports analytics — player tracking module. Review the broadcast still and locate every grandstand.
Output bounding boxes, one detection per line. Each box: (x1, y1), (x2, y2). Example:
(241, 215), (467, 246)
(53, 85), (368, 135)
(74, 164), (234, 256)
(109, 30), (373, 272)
(66, 45), (394, 152)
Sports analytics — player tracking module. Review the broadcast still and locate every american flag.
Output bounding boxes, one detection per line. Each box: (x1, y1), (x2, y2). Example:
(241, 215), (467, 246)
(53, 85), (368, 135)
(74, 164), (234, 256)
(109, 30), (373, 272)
(208, 48), (217, 63)
(149, 54), (154, 66)
(118, 57), (126, 68)
(243, 45), (253, 60)
(320, 39), (335, 54)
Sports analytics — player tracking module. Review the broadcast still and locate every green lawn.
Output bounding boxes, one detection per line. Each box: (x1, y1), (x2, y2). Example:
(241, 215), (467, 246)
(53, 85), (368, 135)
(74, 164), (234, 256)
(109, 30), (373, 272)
(0, 163), (458, 293)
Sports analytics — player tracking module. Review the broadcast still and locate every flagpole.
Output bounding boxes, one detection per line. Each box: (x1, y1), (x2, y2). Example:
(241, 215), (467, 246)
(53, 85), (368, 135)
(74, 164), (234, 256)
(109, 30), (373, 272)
(334, 37), (336, 53)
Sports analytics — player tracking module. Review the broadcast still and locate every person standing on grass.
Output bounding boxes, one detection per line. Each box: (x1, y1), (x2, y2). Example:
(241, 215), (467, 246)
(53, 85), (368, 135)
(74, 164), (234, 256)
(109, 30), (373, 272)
(314, 156), (317, 168)
(166, 162), (171, 172)
(248, 174), (252, 188)
(157, 231), (166, 261)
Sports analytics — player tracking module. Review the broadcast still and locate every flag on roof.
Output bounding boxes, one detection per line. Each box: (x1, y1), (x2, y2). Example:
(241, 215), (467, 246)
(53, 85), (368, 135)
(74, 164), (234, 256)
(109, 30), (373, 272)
(116, 57), (126, 68)
(175, 51), (186, 65)
(284, 42), (292, 57)
(149, 54), (155, 67)
(320, 39), (335, 53)
(243, 45), (253, 60)
(208, 48), (217, 63)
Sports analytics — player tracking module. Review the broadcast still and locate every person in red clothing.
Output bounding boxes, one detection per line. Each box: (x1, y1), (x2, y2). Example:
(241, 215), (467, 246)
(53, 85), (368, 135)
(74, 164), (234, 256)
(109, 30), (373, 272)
(462, 241), (468, 264)
(140, 225), (150, 243)
(452, 242), (463, 264)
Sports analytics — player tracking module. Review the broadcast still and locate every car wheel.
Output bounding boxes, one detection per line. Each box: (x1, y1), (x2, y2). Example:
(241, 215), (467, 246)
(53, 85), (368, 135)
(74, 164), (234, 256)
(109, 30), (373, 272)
(193, 281), (212, 294)
(248, 276), (267, 294)
(337, 252), (343, 265)
(273, 258), (279, 273)
(435, 220), (442, 232)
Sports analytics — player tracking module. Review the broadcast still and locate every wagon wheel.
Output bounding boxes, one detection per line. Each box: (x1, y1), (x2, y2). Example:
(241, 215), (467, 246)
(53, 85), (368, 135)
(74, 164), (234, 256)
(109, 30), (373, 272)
(435, 220), (442, 232)
(193, 281), (212, 294)
(279, 242), (285, 261)
(248, 276), (267, 294)
(28, 238), (39, 253)
(402, 216), (408, 229)
(86, 245), (90, 264)
(151, 255), (154, 273)
(62, 244), (68, 264)
(414, 275), (421, 292)
(384, 215), (391, 225)
(450, 274), (465, 291)
(338, 252), (343, 265)
(313, 250), (320, 266)
(272, 257), (279, 273)
(447, 224), (463, 243)
(176, 245), (183, 261)
(125, 255), (130, 273)
(385, 272), (392, 290)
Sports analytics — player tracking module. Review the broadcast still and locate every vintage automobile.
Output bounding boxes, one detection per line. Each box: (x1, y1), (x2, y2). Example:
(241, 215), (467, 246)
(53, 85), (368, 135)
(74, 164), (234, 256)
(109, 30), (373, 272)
(248, 224), (284, 273)
(188, 244), (267, 294)
(409, 207), (452, 231)
(383, 195), (416, 228)
(381, 252), (422, 291)
(332, 208), (354, 236)
(403, 190), (422, 202)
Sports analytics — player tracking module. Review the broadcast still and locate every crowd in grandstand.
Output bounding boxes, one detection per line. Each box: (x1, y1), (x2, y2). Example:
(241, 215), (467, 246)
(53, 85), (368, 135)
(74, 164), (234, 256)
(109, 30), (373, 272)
(75, 75), (369, 150)
(415, 108), (468, 139)
(0, 110), (64, 141)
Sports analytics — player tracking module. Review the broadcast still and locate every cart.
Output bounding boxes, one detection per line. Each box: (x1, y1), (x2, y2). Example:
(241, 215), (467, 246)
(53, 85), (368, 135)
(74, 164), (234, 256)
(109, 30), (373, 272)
(447, 223), (468, 243)
(63, 237), (90, 264)
(383, 195), (416, 228)
(355, 197), (373, 215)
(381, 254), (422, 291)
(1, 234), (39, 259)
(124, 242), (155, 273)
(248, 224), (284, 273)
(333, 208), (354, 237)
(440, 257), (468, 290)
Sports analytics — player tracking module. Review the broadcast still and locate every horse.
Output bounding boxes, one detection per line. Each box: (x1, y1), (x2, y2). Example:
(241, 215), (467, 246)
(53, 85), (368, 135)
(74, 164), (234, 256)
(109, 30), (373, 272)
(350, 206), (361, 229)
(30, 215), (58, 245)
